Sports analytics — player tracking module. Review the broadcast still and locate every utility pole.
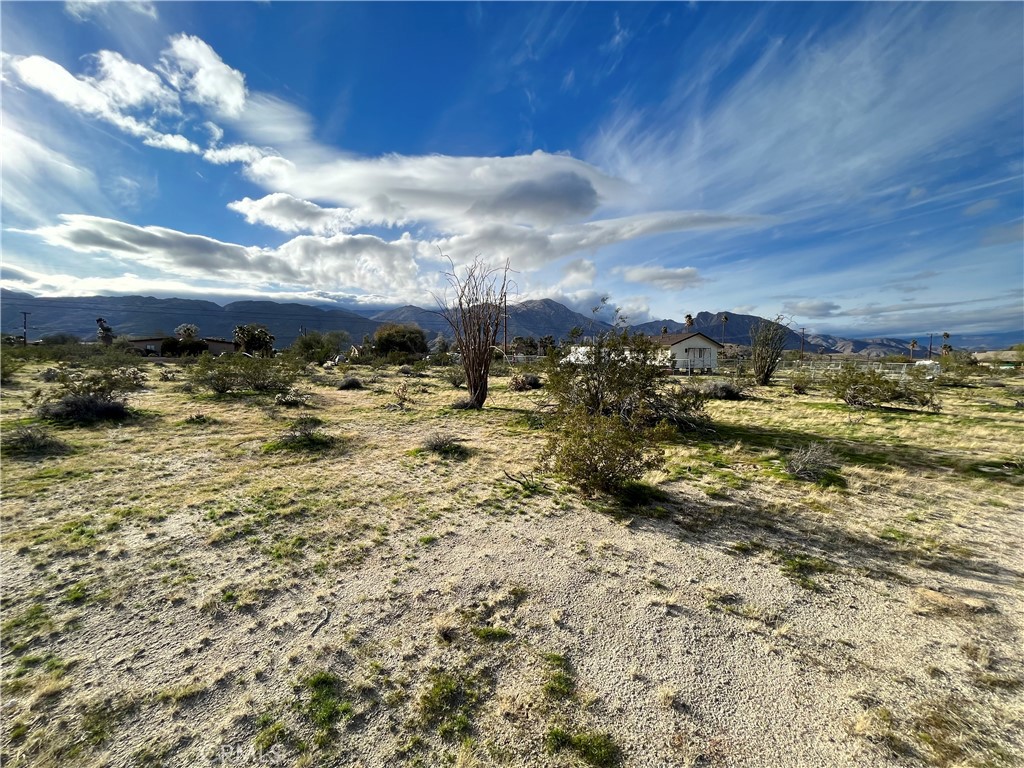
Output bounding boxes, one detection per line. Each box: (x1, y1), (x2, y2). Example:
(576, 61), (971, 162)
(20, 312), (30, 346)
(800, 327), (806, 360)
(928, 333), (934, 360)
(503, 293), (508, 355)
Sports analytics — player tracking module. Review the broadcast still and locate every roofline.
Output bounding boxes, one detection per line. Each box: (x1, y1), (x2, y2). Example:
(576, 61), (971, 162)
(652, 332), (725, 349)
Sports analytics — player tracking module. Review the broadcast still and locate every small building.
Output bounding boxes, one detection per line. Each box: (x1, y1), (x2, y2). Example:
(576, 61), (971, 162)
(653, 332), (724, 373)
(126, 336), (239, 356)
(126, 337), (166, 355)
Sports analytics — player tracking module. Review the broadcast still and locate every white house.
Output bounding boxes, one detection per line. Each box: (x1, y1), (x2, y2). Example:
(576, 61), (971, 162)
(654, 332), (724, 373)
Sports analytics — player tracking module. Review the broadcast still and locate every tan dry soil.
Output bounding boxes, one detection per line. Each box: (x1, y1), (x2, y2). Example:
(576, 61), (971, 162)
(1, 363), (1022, 767)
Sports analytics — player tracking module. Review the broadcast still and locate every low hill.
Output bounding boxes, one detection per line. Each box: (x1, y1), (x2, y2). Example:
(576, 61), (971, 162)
(0, 290), (380, 347)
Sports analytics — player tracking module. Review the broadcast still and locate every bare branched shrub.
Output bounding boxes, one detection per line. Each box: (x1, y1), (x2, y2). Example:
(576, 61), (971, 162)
(422, 432), (469, 459)
(508, 372), (542, 392)
(435, 254), (513, 409)
(393, 382), (412, 406)
(785, 443), (840, 482)
(750, 316), (791, 386)
(274, 387), (310, 407)
(265, 417), (338, 452)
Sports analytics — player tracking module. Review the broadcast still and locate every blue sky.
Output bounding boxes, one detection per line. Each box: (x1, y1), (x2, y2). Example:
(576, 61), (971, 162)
(1, 1), (1021, 338)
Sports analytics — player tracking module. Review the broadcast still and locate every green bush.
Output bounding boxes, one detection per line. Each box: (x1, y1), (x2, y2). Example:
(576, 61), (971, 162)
(660, 384), (710, 431)
(288, 330), (349, 365)
(790, 371), (813, 394)
(36, 364), (146, 425)
(2, 426), (72, 458)
(38, 395), (130, 424)
(0, 350), (26, 385)
(825, 365), (939, 410)
(544, 409), (669, 495)
(444, 368), (466, 388)
(187, 353), (297, 394)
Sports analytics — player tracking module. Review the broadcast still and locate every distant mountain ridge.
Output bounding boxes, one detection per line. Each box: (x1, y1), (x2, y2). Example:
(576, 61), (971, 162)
(0, 290), (379, 347)
(2, 289), (1018, 353)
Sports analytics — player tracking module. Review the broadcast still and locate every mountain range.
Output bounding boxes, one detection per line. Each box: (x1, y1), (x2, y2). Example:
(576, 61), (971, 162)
(1, 289), (1018, 354)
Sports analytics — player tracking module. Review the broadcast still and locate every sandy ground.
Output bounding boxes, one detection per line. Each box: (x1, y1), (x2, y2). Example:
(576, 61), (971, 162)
(1, 363), (1022, 767)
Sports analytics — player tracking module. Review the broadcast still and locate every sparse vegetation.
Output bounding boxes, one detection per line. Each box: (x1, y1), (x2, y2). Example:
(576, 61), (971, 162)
(2, 425), (72, 457)
(1, 355), (1021, 767)
(545, 726), (621, 767)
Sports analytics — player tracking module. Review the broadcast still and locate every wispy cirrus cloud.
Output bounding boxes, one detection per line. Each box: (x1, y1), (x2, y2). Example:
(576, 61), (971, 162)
(65, 0), (157, 21)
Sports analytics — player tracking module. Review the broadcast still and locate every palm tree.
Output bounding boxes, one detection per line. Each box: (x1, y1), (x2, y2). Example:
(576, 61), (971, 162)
(909, 339), (918, 360)
(684, 313), (694, 329)
(721, 314), (728, 344)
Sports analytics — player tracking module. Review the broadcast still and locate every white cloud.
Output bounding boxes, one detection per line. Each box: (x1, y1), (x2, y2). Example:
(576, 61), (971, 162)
(90, 50), (177, 111)
(228, 193), (362, 235)
(586, 4), (1023, 220)
(782, 299), (843, 318)
(621, 266), (704, 291)
(8, 53), (198, 154)
(143, 133), (201, 153)
(560, 258), (596, 288)
(233, 94), (315, 146)
(14, 215), (432, 302)
(204, 144), (271, 165)
(963, 199), (999, 216)
(0, 115), (105, 225)
(203, 121), (224, 144)
(66, 0), (157, 21)
(158, 34), (247, 118)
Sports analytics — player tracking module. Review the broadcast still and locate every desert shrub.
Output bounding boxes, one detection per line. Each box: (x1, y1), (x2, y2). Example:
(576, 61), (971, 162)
(785, 443), (841, 483)
(0, 351), (26, 385)
(749, 315), (791, 386)
(288, 330), (349, 365)
(392, 383), (412, 406)
(2, 426), (72, 458)
(187, 353), (297, 394)
(265, 417), (337, 452)
(544, 409), (670, 495)
(790, 371), (812, 394)
(660, 385), (710, 431)
(337, 376), (364, 390)
(39, 368), (61, 383)
(422, 432), (469, 459)
(158, 369), (178, 382)
(508, 372), (543, 392)
(826, 365), (939, 410)
(374, 324), (428, 358)
(398, 365), (416, 376)
(39, 394), (130, 424)
(36, 365), (145, 425)
(544, 312), (705, 493)
(701, 381), (745, 400)
(444, 369), (466, 389)
(274, 387), (310, 407)
(187, 353), (235, 393)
